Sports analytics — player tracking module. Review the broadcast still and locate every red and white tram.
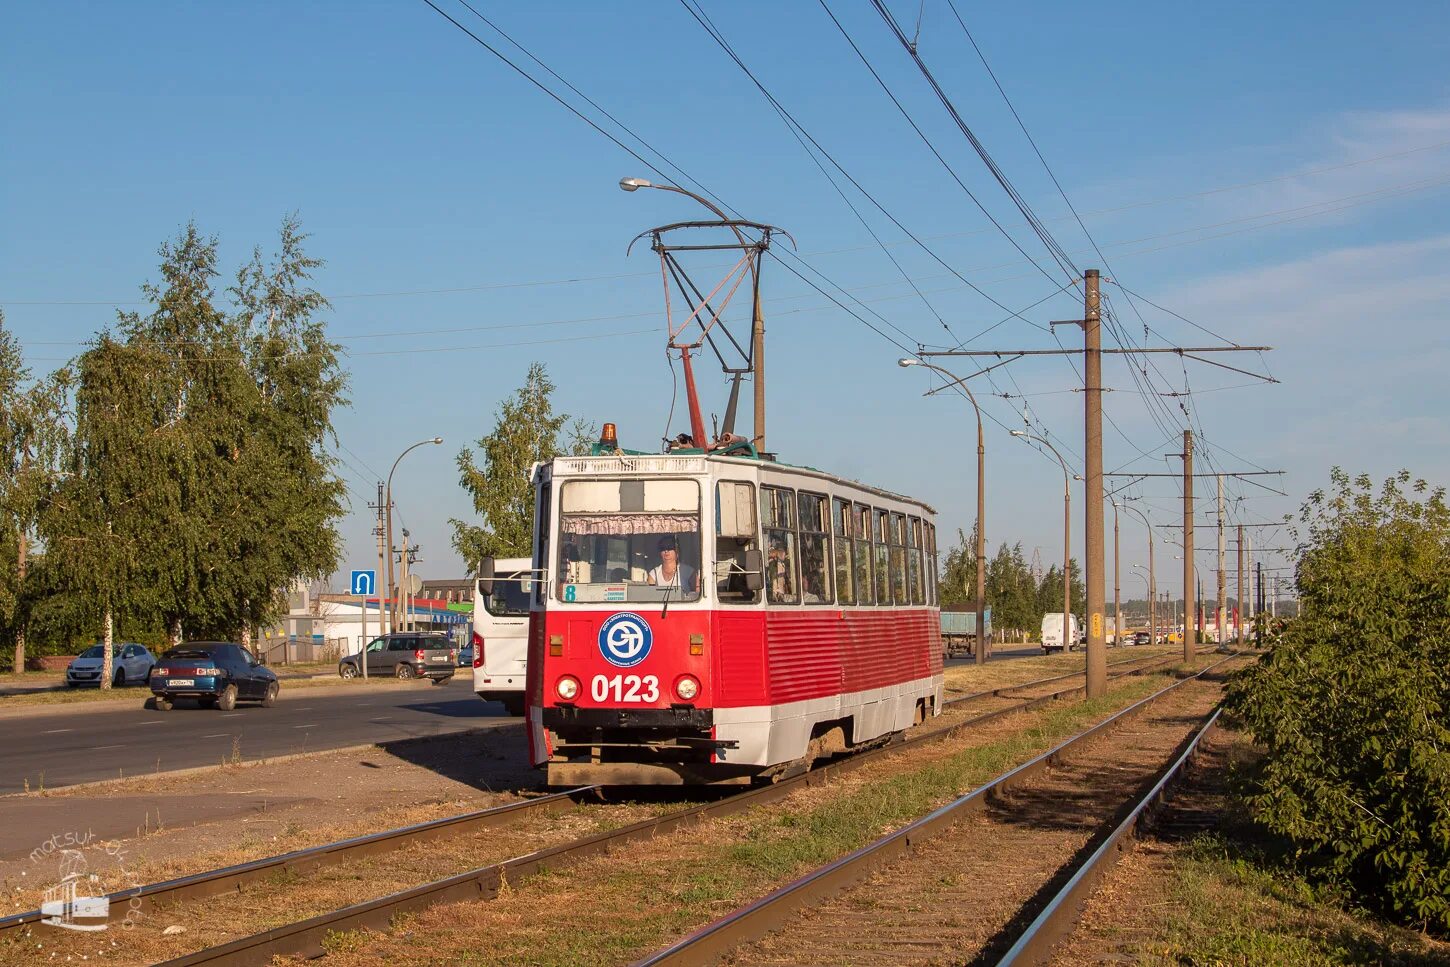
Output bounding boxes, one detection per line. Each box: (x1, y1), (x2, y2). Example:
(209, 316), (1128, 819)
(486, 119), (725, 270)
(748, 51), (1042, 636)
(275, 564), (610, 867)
(502, 428), (944, 785)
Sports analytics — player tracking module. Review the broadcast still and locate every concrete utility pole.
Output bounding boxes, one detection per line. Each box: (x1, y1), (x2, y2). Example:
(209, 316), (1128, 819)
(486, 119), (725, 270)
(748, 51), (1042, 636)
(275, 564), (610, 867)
(1236, 524), (1245, 650)
(1082, 270), (1107, 697)
(753, 282), (766, 453)
(1183, 430), (1196, 660)
(917, 329), (1273, 676)
(370, 482), (386, 678)
(1217, 476), (1226, 648)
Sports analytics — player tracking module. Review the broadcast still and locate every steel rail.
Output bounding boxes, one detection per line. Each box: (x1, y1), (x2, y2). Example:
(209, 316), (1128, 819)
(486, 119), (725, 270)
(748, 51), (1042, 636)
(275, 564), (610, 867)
(0, 787), (594, 935)
(154, 656), (1210, 966)
(633, 654), (1238, 966)
(0, 648), (1185, 941)
(995, 707), (1224, 965)
(947, 646), (1210, 706)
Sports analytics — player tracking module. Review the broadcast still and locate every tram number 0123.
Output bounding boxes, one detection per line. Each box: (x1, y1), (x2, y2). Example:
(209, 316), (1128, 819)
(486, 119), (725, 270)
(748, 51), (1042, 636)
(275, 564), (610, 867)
(590, 674), (659, 703)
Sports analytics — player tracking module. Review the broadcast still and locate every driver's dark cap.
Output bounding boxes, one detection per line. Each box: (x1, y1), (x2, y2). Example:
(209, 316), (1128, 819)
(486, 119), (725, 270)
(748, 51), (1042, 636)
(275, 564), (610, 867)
(657, 535), (678, 551)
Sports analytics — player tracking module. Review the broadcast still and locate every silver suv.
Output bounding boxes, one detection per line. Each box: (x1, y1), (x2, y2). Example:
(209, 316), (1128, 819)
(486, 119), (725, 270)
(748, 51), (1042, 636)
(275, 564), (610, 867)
(339, 633), (456, 684)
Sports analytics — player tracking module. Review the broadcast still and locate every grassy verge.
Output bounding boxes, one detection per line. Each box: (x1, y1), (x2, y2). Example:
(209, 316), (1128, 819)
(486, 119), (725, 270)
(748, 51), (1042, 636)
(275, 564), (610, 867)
(1130, 734), (1450, 966)
(326, 671), (1196, 966)
(942, 644), (1178, 695)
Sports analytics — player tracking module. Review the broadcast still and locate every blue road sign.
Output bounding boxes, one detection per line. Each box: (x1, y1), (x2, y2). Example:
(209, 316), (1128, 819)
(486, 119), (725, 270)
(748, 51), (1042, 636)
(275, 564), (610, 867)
(350, 570), (377, 596)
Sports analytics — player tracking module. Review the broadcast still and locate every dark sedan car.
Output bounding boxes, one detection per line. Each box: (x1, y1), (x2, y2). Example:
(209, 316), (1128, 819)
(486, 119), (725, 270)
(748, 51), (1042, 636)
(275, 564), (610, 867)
(148, 642), (278, 711)
(1133, 631), (1153, 646)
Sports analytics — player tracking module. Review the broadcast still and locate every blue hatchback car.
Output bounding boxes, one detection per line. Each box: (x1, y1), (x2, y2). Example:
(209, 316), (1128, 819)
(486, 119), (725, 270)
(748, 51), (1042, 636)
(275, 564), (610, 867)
(148, 642), (279, 711)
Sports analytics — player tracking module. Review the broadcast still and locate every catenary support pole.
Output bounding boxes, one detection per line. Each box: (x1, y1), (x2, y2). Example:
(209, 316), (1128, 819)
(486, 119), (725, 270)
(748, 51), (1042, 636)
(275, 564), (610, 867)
(1182, 430), (1195, 660)
(974, 399), (987, 664)
(1217, 475), (1226, 648)
(1083, 270), (1106, 697)
(1147, 519), (1156, 646)
(753, 277), (766, 453)
(1236, 524), (1245, 650)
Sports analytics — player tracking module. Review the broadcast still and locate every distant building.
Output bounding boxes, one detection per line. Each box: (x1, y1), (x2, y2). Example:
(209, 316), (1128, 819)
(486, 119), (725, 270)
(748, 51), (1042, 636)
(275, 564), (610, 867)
(271, 578), (472, 662)
(418, 577), (474, 606)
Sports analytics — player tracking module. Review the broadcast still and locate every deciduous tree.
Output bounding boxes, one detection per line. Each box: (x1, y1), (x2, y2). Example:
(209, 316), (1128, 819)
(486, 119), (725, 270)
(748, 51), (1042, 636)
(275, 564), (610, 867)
(1227, 469), (1450, 931)
(0, 312), (71, 671)
(451, 363), (592, 570)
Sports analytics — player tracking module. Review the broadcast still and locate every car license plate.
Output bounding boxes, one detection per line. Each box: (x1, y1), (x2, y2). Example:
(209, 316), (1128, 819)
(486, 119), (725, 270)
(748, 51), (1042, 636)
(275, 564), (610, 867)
(168, 678), (195, 686)
(429, 656), (446, 662)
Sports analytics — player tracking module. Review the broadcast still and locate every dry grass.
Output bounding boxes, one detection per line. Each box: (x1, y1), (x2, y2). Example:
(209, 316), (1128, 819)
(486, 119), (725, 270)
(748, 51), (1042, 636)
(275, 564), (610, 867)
(1054, 729), (1450, 967)
(0, 795), (679, 966)
(942, 644), (1179, 695)
(309, 667), (1229, 967)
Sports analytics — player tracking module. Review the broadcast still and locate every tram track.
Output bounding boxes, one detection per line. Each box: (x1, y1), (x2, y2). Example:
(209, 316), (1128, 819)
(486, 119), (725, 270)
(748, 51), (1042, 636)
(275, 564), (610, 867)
(0, 647), (1213, 965)
(635, 654), (1244, 966)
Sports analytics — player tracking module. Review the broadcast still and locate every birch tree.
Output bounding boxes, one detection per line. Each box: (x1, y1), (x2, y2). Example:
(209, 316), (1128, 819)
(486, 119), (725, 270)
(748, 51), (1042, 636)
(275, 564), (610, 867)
(0, 312), (71, 671)
(450, 363), (592, 569)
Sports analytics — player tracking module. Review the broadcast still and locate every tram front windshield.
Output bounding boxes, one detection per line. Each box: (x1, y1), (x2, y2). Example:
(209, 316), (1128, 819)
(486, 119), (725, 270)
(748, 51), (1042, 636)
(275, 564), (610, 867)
(557, 478), (702, 603)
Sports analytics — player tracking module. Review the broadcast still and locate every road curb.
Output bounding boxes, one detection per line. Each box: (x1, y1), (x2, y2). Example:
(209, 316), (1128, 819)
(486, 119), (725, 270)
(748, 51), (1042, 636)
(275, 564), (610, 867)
(0, 724), (502, 800)
(0, 676), (457, 721)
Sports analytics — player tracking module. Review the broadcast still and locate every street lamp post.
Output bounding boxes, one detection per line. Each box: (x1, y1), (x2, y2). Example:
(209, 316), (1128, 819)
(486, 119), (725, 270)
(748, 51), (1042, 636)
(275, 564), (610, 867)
(1132, 565), (1152, 639)
(620, 176), (767, 453)
(1174, 551), (1201, 643)
(1120, 501), (1157, 647)
(899, 358), (987, 664)
(1011, 430), (1073, 657)
(1110, 500), (1121, 647)
(1131, 568), (1151, 626)
(386, 437), (443, 634)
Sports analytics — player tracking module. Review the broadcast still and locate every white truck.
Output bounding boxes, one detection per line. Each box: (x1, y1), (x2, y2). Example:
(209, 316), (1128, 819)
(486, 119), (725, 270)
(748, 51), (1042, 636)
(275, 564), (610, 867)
(1040, 612), (1081, 654)
(471, 557), (532, 716)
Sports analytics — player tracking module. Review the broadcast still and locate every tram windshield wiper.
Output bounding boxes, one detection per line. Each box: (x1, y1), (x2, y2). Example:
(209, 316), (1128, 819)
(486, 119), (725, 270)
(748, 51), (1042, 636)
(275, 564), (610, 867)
(660, 583), (674, 619)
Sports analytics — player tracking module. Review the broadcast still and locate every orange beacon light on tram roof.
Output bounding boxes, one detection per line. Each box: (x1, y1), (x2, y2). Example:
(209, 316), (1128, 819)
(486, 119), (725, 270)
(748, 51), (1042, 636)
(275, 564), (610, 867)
(600, 422), (618, 446)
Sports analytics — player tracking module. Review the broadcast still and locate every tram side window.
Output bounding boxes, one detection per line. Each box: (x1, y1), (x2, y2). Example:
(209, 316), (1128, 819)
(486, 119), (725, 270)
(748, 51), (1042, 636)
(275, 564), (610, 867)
(536, 483), (551, 605)
(761, 486), (799, 605)
(854, 503), (875, 605)
(925, 522), (939, 606)
(798, 492), (832, 605)
(889, 512), (908, 604)
(874, 509), (892, 605)
(715, 480), (759, 604)
(833, 498), (855, 605)
(908, 516), (925, 605)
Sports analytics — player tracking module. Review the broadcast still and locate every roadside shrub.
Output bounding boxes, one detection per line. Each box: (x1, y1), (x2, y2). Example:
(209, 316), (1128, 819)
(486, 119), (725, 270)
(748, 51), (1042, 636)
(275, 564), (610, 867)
(1226, 469), (1450, 932)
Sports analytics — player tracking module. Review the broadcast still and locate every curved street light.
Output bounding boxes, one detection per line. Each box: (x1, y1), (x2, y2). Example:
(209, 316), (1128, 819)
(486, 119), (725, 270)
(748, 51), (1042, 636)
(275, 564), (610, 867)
(386, 437), (443, 635)
(1011, 430), (1074, 651)
(1119, 500), (1157, 647)
(898, 358), (988, 662)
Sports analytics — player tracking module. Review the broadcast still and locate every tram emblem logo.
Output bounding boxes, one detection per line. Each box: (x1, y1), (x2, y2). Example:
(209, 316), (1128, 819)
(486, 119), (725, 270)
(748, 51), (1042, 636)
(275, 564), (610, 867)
(598, 613), (652, 667)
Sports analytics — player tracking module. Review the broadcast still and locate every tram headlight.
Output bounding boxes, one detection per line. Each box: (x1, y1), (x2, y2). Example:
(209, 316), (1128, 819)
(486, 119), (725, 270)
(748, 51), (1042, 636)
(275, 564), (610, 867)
(674, 675), (699, 701)
(555, 676), (580, 701)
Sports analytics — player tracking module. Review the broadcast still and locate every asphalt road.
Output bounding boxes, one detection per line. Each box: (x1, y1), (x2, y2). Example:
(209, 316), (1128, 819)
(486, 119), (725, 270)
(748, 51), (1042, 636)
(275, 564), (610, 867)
(1, 644), (1084, 794)
(0, 676), (514, 794)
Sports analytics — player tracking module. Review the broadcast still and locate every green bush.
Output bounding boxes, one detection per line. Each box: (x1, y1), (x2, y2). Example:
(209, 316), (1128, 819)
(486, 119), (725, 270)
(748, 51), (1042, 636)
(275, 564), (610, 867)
(1227, 469), (1450, 932)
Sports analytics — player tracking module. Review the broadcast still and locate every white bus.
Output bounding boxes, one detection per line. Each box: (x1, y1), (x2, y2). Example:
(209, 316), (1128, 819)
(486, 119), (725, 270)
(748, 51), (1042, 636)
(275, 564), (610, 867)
(471, 557), (532, 716)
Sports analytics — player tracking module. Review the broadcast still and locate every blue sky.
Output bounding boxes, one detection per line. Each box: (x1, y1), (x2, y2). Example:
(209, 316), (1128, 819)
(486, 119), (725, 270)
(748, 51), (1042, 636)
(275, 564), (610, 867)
(4, 1), (1448, 599)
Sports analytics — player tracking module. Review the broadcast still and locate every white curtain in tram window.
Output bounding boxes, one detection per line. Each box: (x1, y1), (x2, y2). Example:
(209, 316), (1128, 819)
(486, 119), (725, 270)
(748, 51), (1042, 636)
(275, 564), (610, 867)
(561, 514), (697, 536)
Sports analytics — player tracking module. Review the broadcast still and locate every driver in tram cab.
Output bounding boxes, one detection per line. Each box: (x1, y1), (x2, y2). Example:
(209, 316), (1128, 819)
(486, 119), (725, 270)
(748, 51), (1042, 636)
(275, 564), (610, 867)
(647, 535), (699, 594)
